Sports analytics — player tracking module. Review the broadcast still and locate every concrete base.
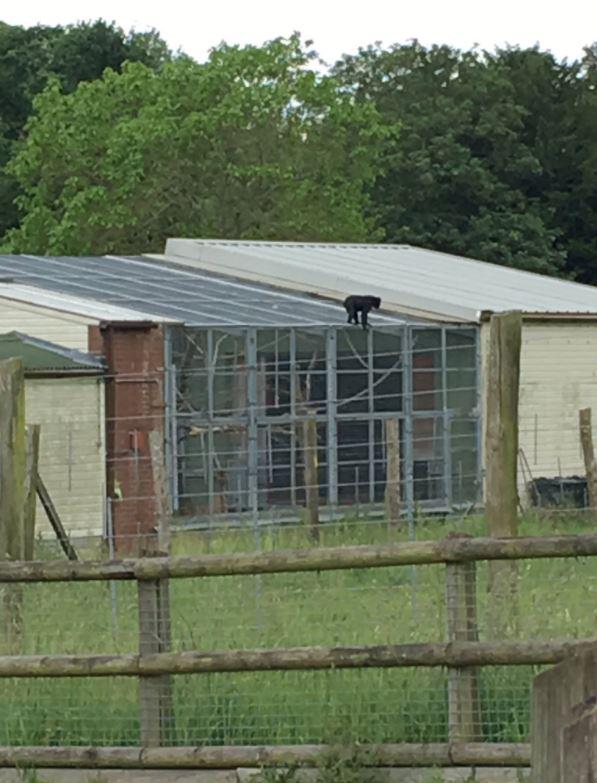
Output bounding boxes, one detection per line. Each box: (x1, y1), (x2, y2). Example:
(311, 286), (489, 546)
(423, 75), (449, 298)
(0, 768), (531, 782)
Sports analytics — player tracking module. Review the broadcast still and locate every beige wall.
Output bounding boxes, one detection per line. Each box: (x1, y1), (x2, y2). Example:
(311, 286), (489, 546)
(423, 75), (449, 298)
(0, 299), (92, 350)
(481, 321), (597, 501)
(26, 376), (105, 539)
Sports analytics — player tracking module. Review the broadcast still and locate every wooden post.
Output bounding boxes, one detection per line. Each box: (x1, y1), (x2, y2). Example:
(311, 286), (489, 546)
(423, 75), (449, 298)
(579, 408), (597, 520)
(532, 644), (597, 783)
(137, 578), (174, 745)
(562, 702), (597, 783)
(23, 425), (40, 562)
(0, 359), (27, 653)
(36, 473), (78, 561)
(485, 311), (522, 536)
(138, 431), (174, 746)
(149, 430), (171, 555)
(445, 533), (481, 742)
(302, 417), (320, 543)
(485, 312), (522, 637)
(384, 419), (401, 529)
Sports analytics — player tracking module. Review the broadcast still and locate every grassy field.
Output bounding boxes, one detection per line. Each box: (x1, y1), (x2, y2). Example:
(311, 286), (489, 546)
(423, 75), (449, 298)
(0, 511), (596, 747)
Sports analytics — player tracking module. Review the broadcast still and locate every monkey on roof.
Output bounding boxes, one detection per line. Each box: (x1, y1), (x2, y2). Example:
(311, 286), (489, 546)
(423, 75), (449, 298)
(343, 295), (381, 330)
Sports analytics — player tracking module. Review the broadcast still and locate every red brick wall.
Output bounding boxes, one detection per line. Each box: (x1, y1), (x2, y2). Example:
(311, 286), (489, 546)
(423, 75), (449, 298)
(89, 323), (166, 554)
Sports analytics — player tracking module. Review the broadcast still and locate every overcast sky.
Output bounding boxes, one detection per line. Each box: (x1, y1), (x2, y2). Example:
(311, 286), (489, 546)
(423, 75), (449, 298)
(2, 0), (595, 65)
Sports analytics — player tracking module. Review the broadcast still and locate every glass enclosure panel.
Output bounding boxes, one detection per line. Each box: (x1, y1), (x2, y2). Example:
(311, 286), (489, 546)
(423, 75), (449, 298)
(294, 421), (328, 505)
(210, 427), (249, 512)
(212, 330), (248, 418)
(450, 418), (479, 504)
(172, 328), (208, 419)
(176, 429), (209, 514)
(172, 324), (481, 518)
(337, 371), (369, 414)
(257, 330), (291, 417)
(373, 330), (403, 413)
(446, 329), (477, 416)
(337, 328), (369, 371)
(257, 423), (294, 507)
(412, 328), (442, 412)
(413, 416), (445, 503)
(337, 420), (373, 505)
(294, 329), (327, 415)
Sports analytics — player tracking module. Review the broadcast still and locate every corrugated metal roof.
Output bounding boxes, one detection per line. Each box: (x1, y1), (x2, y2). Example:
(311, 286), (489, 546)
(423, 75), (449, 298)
(0, 282), (179, 323)
(159, 239), (597, 323)
(0, 255), (414, 328)
(0, 331), (105, 374)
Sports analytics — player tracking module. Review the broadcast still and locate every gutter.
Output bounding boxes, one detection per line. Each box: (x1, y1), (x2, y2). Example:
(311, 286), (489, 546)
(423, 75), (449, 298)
(479, 310), (597, 323)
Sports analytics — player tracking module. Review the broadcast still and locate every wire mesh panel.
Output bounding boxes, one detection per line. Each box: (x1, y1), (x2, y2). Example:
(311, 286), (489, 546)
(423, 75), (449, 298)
(167, 323), (480, 531)
(2, 533), (596, 747)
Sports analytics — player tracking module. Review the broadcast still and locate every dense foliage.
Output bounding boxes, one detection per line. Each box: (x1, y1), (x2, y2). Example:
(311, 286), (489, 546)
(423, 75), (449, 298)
(0, 19), (171, 238)
(1, 22), (596, 282)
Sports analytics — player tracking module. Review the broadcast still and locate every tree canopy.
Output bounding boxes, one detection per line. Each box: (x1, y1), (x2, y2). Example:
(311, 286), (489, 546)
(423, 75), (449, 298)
(2, 36), (388, 255)
(0, 19), (171, 236)
(1, 25), (597, 284)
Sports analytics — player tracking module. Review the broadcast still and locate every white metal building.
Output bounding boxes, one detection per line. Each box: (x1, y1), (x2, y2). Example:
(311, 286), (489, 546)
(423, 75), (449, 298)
(0, 255), (480, 528)
(155, 239), (597, 505)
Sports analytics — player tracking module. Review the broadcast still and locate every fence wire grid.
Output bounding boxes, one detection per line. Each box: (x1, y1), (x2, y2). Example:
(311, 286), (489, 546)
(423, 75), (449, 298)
(1, 324), (597, 750)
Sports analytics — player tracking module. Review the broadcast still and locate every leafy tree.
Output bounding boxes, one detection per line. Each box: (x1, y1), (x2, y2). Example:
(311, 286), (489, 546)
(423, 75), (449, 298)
(47, 20), (171, 93)
(0, 19), (171, 237)
(492, 46), (597, 283)
(2, 36), (389, 255)
(334, 42), (566, 275)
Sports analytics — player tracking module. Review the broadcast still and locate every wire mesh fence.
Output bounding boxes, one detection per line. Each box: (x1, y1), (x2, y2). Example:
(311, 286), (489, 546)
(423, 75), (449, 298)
(1, 536), (596, 747)
(2, 319), (597, 758)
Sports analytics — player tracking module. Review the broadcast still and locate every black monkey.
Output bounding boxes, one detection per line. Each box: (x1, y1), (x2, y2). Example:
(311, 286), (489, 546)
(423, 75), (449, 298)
(343, 295), (381, 330)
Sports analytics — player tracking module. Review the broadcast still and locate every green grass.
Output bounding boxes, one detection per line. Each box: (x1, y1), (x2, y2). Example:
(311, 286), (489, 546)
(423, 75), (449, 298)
(1, 511), (596, 747)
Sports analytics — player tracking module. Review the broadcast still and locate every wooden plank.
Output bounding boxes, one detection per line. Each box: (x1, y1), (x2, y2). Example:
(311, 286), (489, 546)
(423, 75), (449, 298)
(445, 535), (480, 742)
(138, 580), (174, 745)
(139, 431), (174, 746)
(1, 533), (597, 583)
(579, 408), (597, 520)
(149, 430), (171, 555)
(562, 702), (597, 783)
(485, 311), (522, 536)
(302, 417), (320, 542)
(23, 425), (40, 562)
(0, 358), (27, 653)
(484, 312), (522, 638)
(0, 638), (591, 678)
(384, 419), (401, 528)
(531, 644), (597, 783)
(35, 472), (78, 561)
(0, 358), (26, 559)
(0, 742), (531, 769)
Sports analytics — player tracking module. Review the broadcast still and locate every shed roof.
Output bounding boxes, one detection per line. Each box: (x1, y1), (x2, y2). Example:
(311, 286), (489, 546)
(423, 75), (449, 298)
(0, 282), (178, 323)
(159, 239), (597, 323)
(0, 331), (105, 375)
(0, 254), (413, 328)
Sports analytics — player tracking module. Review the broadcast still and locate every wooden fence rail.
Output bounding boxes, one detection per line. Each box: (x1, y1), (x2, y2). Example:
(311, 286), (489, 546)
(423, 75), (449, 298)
(1, 533), (597, 583)
(0, 742), (531, 769)
(1, 534), (596, 769)
(0, 639), (590, 678)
